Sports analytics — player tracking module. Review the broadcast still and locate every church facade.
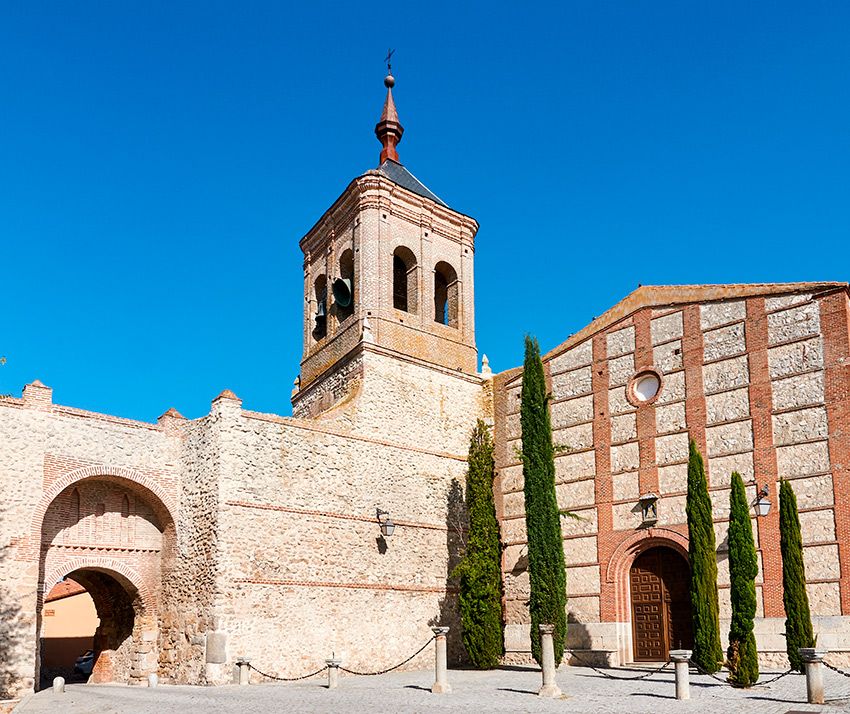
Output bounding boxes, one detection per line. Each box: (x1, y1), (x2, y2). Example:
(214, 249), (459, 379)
(2, 74), (850, 698)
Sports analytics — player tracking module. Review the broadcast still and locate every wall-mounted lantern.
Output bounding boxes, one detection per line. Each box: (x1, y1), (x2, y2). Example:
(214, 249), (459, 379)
(638, 493), (658, 526)
(377, 509), (395, 537)
(752, 483), (771, 517)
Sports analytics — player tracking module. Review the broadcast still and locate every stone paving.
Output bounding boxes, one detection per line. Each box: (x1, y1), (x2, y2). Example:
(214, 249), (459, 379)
(14, 665), (850, 713)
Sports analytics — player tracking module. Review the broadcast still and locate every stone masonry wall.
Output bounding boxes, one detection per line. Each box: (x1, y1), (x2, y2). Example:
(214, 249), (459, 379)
(208, 350), (486, 680)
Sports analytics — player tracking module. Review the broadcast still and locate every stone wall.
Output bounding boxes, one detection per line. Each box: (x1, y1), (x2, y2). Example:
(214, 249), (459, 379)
(210, 349), (485, 681)
(0, 342), (488, 695)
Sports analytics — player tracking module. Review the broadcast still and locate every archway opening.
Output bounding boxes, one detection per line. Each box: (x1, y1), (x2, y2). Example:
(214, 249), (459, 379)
(38, 568), (139, 689)
(629, 546), (693, 661)
(39, 578), (98, 686)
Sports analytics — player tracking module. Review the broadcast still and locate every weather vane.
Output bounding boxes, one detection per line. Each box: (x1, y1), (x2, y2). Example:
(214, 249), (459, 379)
(385, 48), (395, 74)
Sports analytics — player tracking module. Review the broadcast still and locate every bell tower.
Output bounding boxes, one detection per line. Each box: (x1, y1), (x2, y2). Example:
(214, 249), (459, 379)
(292, 69), (481, 420)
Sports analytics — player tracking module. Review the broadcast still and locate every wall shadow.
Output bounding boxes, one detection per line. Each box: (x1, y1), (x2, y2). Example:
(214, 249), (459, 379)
(0, 544), (27, 698)
(429, 478), (466, 665)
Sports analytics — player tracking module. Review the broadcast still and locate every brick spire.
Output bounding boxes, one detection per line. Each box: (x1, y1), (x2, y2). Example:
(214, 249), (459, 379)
(375, 70), (404, 164)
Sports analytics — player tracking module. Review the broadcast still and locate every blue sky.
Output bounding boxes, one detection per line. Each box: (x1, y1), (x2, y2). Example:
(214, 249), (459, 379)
(2, 1), (848, 421)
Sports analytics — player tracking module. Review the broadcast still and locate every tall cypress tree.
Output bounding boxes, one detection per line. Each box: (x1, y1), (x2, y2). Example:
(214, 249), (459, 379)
(521, 335), (567, 665)
(454, 420), (505, 667)
(727, 471), (759, 686)
(779, 479), (815, 672)
(686, 438), (723, 672)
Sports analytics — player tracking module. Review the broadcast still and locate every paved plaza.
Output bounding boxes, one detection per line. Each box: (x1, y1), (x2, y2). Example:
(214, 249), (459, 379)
(13, 665), (850, 713)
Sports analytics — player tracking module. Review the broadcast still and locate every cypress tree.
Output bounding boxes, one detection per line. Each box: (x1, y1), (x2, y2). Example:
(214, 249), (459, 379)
(779, 479), (815, 672)
(521, 335), (567, 665)
(686, 438), (723, 672)
(727, 471), (759, 686)
(454, 420), (505, 668)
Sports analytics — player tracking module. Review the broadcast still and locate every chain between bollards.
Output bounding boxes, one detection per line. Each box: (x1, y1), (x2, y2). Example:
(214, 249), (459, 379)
(239, 633), (439, 686)
(244, 660), (329, 682)
(824, 660), (850, 678)
(568, 649), (672, 681)
(337, 635), (436, 676)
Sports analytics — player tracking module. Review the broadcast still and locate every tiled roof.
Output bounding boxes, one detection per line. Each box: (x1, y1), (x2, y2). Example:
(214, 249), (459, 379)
(45, 578), (86, 602)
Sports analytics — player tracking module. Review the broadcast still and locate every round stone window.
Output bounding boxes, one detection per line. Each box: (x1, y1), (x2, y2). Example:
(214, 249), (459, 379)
(631, 371), (661, 403)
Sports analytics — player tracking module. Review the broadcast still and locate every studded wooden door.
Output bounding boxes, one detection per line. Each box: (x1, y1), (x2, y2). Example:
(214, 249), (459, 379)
(630, 547), (693, 662)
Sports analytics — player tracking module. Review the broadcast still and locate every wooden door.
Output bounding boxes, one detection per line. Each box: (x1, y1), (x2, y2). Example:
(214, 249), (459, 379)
(630, 547), (693, 662)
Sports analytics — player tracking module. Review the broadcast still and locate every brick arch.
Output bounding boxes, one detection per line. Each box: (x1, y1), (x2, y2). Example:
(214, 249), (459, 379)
(41, 557), (153, 613)
(605, 528), (690, 664)
(606, 527), (689, 585)
(31, 465), (177, 538)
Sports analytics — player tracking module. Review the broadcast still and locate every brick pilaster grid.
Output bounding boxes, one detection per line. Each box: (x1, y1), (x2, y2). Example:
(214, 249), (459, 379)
(592, 332), (617, 621)
(682, 305), (708, 461)
(819, 291), (850, 614)
(745, 297), (784, 617)
(633, 309), (659, 495)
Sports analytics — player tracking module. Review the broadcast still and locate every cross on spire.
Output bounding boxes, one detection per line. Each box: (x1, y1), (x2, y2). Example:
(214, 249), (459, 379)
(385, 48), (395, 74)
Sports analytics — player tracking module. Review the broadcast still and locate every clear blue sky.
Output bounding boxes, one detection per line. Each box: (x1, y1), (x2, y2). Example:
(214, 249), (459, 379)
(3, 1), (848, 421)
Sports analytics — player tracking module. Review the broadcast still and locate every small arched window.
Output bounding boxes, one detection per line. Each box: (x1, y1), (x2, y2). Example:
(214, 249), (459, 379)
(121, 494), (130, 544)
(393, 246), (418, 313)
(70, 488), (80, 523)
(434, 261), (459, 328)
(68, 488), (81, 540)
(313, 274), (327, 341)
(335, 249), (354, 323)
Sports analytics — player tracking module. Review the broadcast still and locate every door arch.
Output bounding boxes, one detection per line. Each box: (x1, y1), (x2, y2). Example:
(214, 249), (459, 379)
(35, 474), (175, 688)
(629, 546), (693, 661)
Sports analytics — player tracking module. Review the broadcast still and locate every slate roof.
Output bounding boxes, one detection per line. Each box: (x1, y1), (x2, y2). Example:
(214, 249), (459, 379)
(375, 159), (447, 207)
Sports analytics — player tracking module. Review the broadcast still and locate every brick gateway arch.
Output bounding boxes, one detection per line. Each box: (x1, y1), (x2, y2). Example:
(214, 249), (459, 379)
(34, 468), (177, 688)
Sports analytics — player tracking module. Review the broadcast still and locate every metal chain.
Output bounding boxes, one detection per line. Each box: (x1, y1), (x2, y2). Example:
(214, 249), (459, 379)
(567, 650), (672, 680)
(824, 660), (850, 678)
(689, 659), (730, 684)
(338, 636), (436, 676)
(246, 662), (329, 682)
(750, 668), (797, 687)
(690, 658), (797, 687)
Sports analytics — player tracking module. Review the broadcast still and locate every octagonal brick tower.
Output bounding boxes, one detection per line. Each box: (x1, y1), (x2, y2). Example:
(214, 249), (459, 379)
(292, 70), (483, 434)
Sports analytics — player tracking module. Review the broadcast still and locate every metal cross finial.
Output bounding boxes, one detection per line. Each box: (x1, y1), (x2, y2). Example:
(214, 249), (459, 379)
(385, 48), (395, 73)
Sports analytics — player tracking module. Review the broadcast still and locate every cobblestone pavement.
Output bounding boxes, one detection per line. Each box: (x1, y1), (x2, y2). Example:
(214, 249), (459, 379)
(14, 665), (850, 713)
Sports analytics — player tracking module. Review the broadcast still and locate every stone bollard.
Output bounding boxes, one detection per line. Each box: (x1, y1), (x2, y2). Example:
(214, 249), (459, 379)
(669, 650), (692, 700)
(799, 647), (828, 705)
(431, 626), (451, 694)
(147, 673), (159, 688)
(236, 658), (251, 686)
(537, 624), (562, 698)
(326, 659), (341, 689)
(52, 676), (65, 694)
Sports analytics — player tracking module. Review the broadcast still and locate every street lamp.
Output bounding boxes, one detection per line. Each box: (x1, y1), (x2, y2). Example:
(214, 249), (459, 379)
(753, 483), (771, 517)
(376, 509), (395, 537)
